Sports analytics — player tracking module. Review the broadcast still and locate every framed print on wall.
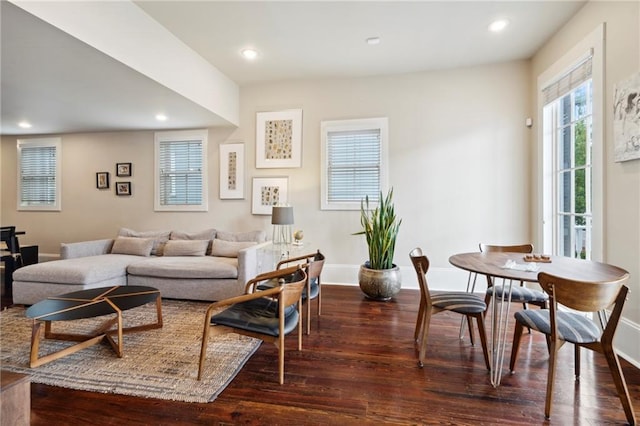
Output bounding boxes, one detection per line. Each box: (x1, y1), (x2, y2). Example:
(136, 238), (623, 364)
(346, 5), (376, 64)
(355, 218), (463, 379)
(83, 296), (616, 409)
(116, 162), (132, 177)
(219, 143), (245, 199)
(252, 177), (288, 215)
(116, 181), (132, 196)
(96, 172), (109, 189)
(613, 71), (640, 162)
(256, 109), (302, 168)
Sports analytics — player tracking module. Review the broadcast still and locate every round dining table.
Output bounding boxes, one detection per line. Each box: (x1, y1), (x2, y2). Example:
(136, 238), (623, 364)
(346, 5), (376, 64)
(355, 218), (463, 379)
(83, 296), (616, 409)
(449, 251), (629, 387)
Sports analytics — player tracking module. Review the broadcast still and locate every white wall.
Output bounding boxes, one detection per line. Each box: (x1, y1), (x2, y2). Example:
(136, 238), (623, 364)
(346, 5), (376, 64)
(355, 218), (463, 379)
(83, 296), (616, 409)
(530, 0), (640, 366)
(1, 60), (532, 291)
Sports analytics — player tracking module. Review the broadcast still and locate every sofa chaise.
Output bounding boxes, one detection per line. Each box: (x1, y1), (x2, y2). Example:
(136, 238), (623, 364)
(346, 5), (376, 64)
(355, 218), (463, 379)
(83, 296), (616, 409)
(12, 228), (269, 305)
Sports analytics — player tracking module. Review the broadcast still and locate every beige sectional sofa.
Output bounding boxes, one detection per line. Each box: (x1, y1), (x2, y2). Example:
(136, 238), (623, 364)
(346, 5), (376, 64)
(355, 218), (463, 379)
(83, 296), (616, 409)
(12, 228), (269, 305)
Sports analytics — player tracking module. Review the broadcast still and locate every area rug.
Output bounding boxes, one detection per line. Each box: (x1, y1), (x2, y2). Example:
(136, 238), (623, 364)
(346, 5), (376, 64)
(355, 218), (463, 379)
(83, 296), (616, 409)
(0, 300), (261, 403)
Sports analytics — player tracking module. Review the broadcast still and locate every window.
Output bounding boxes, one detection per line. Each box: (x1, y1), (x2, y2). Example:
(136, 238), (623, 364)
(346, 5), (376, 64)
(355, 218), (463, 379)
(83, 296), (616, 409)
(539, 25), (604, 261)
(321, 117), (388, 210)
(17, 137), (61, 211)
(154, 129), (208, 212)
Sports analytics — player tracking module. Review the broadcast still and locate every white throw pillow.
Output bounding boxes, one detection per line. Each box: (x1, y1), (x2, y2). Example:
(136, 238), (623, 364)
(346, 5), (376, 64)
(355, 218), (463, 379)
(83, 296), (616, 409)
(111, 236), (154, 256)
(118, 228), (170, 256)
(163, 240), (209, 257)
(210, 239), (257, 258)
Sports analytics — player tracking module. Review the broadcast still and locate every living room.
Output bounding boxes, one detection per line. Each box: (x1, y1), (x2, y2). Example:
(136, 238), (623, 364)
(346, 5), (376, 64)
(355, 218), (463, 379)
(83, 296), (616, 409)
(1, 1), (639, 423)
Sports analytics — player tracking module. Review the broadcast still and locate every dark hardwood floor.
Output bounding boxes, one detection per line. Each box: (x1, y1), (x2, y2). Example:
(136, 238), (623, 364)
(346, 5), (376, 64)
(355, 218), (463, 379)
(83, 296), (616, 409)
(3, 285), (639, 425)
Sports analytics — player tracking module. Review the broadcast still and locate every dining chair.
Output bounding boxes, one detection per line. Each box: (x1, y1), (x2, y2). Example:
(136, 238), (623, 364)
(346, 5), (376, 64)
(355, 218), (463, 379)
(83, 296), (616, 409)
(410, 248), (490, 370)
(479, 243), (549, 311)
(197, 265), (307, 384)
(1, 226), (23, 297)
(276, 250), (325, 335)
(509, 272), (636, 425)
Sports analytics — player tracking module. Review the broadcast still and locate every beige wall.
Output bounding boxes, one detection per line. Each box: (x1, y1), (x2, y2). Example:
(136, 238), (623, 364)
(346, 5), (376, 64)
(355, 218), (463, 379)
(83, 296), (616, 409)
(530, 1), (640, 363)
(1, 60), (532, 287)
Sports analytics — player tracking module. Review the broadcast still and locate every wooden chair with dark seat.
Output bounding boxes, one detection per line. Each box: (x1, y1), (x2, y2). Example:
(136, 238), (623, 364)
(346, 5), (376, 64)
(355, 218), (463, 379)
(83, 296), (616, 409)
(509, 271), (636, 425)
(1, 226), (23, 297)
(197, 265), (307, 384)
(410, 248), (490, 370)
(276, 250), (325, 335)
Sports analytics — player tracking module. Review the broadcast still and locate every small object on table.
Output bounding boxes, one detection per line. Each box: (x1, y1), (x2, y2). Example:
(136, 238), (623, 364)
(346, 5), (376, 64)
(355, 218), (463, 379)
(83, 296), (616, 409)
(523, 254), (552, 263)
(293, 229), (304, 246)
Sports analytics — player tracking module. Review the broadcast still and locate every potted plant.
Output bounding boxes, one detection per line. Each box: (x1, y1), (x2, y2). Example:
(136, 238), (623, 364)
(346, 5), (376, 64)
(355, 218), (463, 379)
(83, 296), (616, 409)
(354, 188), (402, 300)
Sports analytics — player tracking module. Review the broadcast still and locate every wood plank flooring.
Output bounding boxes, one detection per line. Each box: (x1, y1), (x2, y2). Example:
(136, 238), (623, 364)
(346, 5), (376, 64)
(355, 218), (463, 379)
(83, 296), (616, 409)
(4, 285), (639, 425)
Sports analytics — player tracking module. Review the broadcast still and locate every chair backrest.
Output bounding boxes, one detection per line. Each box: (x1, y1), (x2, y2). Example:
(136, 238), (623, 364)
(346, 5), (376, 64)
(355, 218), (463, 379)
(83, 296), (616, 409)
(307, 251), (325, 281)
(278, 267), (307, 308)
(0, 226), (20, 254)
(409, 247), (431, 303)
(479, 243), (533, 254)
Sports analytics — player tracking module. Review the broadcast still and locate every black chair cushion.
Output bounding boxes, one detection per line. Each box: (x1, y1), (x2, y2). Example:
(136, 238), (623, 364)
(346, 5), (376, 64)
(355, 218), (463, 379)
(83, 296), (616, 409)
(514, 309), (601, 344)
(431, 292), (487, 314)
(487, 284), (549, 303)
(302, 277), (319, 301)
(211, 297), (299, 337)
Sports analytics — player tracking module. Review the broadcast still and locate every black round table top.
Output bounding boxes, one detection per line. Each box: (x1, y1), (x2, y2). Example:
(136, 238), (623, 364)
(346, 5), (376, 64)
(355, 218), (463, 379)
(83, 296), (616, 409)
(26, 286), (160, 321)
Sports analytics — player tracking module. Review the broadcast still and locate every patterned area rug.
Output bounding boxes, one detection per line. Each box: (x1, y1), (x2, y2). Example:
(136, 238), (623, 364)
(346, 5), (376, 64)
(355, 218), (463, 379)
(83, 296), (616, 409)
(0, 300), (261, 403)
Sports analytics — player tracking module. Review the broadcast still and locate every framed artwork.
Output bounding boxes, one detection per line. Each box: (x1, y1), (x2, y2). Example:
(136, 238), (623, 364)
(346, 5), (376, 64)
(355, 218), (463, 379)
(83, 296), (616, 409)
(116, 162), (132, 177)
(96, 172), (109, 189)
(252, 177), (288, 215)
(613, 71), (640, 162)
(116, 181), (132, 196)
(219, 143), (245, 199)
(256, 109), (302, 168)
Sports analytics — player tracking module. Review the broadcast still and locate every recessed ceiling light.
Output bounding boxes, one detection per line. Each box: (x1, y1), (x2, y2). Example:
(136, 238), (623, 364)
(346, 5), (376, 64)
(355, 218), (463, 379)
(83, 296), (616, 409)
(241, 48), (259, 60)
(366, 37), (381, 45)
(18, 121), (32, 128)
(155, 114), (168, 121)
(488, 19), (509, 33)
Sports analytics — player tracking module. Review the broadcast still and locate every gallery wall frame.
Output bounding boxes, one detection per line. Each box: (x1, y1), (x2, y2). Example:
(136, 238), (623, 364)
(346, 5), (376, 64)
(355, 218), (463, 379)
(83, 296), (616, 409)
(256, 109), (302, 168)
(116, 162), (132, 177)
(219, 143), (244, 199)
(613, 71), (640, 162)
(96, 172), (109, 189)
(116, 181), (132, 196)
(252, 177), (288, 215)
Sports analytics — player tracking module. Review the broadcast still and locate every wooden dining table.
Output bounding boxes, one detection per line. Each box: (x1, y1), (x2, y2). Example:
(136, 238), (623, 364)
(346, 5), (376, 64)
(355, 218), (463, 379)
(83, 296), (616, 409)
(449, 251), (629, 387)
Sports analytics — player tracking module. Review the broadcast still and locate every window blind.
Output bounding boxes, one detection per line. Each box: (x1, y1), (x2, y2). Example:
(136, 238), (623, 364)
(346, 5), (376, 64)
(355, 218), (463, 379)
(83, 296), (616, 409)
(542, 55), (593, 105)
(20, 145), (57, 206)
(327, 128), (381, 203)
(158, 139), (203, 206)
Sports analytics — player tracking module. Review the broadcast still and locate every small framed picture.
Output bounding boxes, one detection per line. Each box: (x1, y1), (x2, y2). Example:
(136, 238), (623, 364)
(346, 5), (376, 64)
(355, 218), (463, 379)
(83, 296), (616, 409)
(96, 172), (109, 189)
(116, 162), (132, 177)
(252, 177), (288, 215)
(116, 182), (132, 196)
(219, 142), (245, 199)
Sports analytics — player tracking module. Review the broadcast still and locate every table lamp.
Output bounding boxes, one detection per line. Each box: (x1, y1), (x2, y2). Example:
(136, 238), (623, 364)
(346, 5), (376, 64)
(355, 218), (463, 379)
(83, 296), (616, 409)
(271, 205), (294, 257)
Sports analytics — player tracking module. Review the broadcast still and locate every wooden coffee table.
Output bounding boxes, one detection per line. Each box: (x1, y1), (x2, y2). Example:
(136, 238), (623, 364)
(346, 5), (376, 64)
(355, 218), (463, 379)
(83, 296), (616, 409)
(25, 286), (162, 367)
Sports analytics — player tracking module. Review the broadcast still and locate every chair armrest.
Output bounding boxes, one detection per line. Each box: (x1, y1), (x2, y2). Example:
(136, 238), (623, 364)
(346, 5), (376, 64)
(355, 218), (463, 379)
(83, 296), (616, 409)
(60, 239), (115, 259)
(276, 252), (316, 269)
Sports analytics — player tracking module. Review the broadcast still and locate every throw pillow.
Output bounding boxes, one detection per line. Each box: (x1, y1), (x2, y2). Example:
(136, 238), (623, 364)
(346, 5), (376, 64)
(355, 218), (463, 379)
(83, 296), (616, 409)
(163, 240), (209, 257)
(216, 230), (266, 243)
(170, 228), (216, 254)
(118, 228), (171, 256)
(111, 236), (154, 256)
(210, 239), (257, 258)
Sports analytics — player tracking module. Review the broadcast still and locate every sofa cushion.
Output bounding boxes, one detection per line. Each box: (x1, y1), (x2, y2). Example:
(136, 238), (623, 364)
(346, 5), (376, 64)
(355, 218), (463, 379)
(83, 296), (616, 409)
(210, 239), (257, 258)
(13, 254), (141, 285)
(163, 240), (208, 256)
(118, 228), (170, 256)
(216, 230), (266, 243)
(127, 256), (239, 279)
(170, 229), (216, 254)
(111, 236), (154, 256)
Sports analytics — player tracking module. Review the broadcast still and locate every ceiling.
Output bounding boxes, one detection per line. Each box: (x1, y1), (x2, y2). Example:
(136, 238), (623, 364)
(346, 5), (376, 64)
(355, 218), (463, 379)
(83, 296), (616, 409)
(1, 1), (586, 136)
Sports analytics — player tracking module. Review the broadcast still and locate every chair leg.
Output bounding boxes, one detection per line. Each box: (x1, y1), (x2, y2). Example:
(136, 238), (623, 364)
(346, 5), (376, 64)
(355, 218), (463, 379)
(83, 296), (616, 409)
(544, 339), (559, 420)
(414, 298), (425, 343)
(483, 291), (492, 318)
(574, 345), (581, 379)
(306, 294), (311, 335)
(602, 345), (637, 425)
(278, 333), (285, 385)
(475, 314), (491, 371)
(509, 321), (525, 372)
(417, 308), (432, 368)
(197, 310), (214, 380)
(317, 282), (322, 316)
(466, 315), (476, 346)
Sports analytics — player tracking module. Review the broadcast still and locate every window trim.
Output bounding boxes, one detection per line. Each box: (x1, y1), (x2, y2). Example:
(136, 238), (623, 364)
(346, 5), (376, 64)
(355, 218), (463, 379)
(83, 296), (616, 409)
(320, 117), (389, 211)
(17, 137), (62, 211)
(537, 24), (604, 261)
(154, 129), (208, 212)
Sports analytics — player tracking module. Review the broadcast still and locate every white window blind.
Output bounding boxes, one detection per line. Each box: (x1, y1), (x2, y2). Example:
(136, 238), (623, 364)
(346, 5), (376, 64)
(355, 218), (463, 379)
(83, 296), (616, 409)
(543, 55), (593, 105)
(17, 138), (61, 211)
(321, 117), (388, 210)
(327, 129), (381, 203)
(155, 130), (208, 211)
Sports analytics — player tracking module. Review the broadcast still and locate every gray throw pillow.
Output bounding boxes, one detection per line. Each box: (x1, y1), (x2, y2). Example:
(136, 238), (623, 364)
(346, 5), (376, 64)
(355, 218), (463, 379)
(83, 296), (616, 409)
(170, 228), (216, 254)
(118, 228), (171, 256)
(210, 239), (257, 258)
(163, 240), (209, 256)
(111, 236), (154, 256)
